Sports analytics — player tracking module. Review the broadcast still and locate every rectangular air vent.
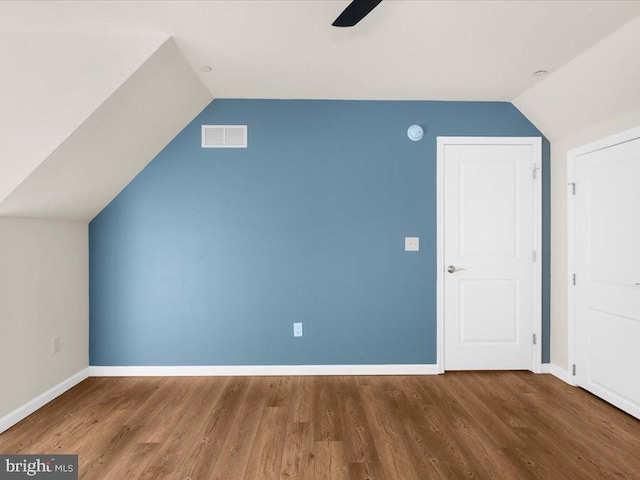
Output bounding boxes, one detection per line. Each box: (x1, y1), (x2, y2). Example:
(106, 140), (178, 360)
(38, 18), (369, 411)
(201, 125), (248, 148)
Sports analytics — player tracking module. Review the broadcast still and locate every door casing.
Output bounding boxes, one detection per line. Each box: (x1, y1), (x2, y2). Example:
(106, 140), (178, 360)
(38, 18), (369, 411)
(436, 137), (543, 374)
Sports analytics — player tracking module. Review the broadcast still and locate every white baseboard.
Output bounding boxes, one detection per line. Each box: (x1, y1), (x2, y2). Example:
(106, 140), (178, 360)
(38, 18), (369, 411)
(549, 363), (577, 386)
(88, 364), (440, 377)
(0, 368), (90, 435)
(1, 363), (579, 434)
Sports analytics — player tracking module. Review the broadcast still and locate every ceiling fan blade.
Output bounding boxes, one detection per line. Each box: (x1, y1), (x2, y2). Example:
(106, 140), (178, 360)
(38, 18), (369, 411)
(332, 0), (383, 27)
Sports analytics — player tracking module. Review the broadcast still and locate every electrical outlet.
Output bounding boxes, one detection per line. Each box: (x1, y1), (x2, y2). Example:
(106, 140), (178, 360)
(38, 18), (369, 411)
(52, 336), (61, 354)
(293, 323), (303, 337)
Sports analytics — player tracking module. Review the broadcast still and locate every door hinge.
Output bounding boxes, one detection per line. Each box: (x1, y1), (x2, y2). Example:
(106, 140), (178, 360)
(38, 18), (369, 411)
(569, 182), (576, 195)
(533, 333), (537, 345)
(572, 274), (576, 286)
(533, 251), (537, 262)
(572, 364), (576, 376)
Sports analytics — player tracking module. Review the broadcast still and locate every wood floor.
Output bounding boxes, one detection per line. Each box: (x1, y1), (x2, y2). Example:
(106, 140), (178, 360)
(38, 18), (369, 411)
(1, 372), (639, 479)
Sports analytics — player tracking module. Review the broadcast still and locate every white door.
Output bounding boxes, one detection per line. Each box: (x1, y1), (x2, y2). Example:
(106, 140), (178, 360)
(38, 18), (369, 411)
(574, 137), (640, 419)
(440, 139), (540, 371)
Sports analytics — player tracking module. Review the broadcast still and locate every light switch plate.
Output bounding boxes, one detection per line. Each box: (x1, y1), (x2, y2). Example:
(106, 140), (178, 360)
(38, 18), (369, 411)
(405, 237), (419, 252)
(293, 322), (303, 337)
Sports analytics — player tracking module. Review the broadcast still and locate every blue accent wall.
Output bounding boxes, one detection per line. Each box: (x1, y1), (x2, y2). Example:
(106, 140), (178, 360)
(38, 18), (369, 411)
(90, 99), (550, 366)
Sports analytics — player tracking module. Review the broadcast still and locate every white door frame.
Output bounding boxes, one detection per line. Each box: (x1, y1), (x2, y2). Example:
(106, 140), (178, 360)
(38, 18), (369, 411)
(566, 125), (640, 387)
(436, 137), (543, 374)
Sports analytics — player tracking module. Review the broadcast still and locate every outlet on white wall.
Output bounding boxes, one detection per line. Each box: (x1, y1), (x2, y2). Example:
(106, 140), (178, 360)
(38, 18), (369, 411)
(293, 323), (303, 337)
(52, 336), (61, 354)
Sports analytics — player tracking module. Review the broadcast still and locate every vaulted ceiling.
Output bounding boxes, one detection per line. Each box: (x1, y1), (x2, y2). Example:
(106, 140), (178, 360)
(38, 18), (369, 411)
(1, 1), (639, 221)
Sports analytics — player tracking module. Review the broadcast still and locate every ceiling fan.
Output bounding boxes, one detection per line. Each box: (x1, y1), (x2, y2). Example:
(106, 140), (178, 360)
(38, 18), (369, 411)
(332, 0), (383, 27)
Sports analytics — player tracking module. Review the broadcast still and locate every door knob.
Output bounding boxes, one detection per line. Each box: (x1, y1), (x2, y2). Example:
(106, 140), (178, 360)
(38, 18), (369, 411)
(447, 265), (466, 274)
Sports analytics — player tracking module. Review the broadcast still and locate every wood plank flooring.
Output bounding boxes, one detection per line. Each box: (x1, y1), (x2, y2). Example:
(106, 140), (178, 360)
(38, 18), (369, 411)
(1, 372), (639, 479)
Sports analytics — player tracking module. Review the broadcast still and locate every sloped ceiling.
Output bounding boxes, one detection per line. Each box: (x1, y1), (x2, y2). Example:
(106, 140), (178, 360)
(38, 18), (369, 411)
(0, 38), (212, 222)
(513, 15), (640, 141)
(0, 32), (166, 205)
(0, 1), (639, 222)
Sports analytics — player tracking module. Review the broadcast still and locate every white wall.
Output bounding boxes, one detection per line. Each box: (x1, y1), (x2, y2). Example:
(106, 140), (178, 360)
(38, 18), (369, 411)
(0, 35), (210, 428)
(0, 218), (88, 420)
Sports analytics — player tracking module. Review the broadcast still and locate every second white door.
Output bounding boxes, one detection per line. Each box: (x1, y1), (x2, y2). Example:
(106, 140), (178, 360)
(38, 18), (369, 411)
(440, 138), (540, 371)
(574, 136), (640, 419)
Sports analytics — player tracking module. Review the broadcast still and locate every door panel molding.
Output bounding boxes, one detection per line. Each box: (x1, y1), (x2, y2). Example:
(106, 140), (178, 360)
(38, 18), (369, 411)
(567, 125), (640, 385)
(436, 137), (542, 373)
(567, 125), (640, 415)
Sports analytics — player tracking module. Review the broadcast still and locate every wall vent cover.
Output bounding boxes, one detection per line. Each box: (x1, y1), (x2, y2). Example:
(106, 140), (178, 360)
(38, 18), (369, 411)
(201, 125), (248, 148)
